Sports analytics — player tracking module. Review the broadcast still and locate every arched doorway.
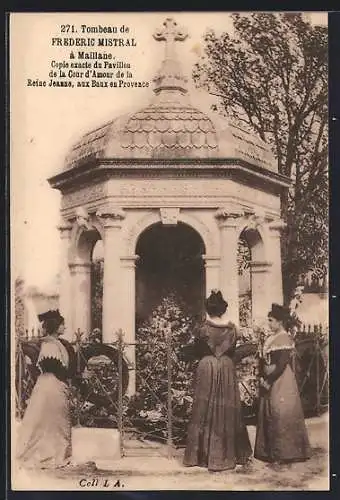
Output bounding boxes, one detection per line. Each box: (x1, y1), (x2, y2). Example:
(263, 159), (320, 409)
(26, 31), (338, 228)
(73, 227), (103, 336)
(238, 233), (252, 327)
(130, 222), (206, 443)
(91, 240), (104, 332)
(239, 226), (268, 323)
(135, 222), (206, 324)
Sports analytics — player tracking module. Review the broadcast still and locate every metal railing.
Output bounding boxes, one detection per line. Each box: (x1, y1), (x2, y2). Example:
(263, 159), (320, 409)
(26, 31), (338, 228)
(15, 323), (329, 458)
(15, 327), (177, 458)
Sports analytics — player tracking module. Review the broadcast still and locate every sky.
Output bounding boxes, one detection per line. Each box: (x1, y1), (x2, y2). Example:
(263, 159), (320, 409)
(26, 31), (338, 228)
(10, 11), (328, 291)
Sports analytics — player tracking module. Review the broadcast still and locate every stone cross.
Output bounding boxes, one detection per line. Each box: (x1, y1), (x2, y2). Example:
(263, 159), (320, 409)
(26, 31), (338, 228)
(153, 18), (188, 59)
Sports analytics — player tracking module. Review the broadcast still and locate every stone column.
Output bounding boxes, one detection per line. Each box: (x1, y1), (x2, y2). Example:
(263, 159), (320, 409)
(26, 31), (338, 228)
(249, 260), (272, 322)
(267, 219), (286, 305)
(203, 255), (220, 298)
(97, 206), (126, 344)
(69, 262), (92, 337)
(57, 220), (73, 340)
(215, 207), (244, 326)
(120, 255), (139, 394)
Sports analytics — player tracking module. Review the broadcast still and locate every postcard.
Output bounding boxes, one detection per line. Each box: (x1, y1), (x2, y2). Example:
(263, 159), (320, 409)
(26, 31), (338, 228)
(10, 11), (329, 491)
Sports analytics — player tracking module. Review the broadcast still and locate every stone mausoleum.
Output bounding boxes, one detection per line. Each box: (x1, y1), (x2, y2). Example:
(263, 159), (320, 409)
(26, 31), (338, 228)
(48, 18), (290, 364)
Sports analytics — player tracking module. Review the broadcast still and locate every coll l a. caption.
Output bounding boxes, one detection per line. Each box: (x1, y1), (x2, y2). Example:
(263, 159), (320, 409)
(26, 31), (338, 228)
(79, 477), (124, 488)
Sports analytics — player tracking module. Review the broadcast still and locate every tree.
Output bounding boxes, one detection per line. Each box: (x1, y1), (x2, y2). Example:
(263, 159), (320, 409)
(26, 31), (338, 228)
(193, 13), (328, 302)
(15, 277), (25, 334)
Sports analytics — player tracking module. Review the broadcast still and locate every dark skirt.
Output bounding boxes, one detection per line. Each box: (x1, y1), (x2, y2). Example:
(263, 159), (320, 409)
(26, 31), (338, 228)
(183, 355), (252, 471)
(254, 365), (311, 463)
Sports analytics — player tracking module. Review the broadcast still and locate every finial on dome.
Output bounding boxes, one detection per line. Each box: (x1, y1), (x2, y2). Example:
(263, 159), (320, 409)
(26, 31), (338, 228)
(153, 18), (188, 59)
(152, 18), (189, 97)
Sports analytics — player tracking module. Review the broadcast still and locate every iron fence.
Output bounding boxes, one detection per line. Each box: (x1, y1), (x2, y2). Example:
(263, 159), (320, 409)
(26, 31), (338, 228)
(15, 323), (329, 458)
(292, 325), (329, 416)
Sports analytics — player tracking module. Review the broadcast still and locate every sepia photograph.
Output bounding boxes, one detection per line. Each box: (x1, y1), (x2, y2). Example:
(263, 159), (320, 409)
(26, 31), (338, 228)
(10, 11), (329, 491)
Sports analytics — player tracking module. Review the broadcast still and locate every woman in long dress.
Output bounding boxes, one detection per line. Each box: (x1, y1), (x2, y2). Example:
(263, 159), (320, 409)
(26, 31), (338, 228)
(183, 291), (252, 471)
(254, 303), (311, 464)
(16, 309), (76, 469)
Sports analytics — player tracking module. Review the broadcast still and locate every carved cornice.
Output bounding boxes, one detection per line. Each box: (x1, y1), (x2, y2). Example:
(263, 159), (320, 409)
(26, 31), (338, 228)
(49, 159), (291, 194)
(242, 211), (275, 231)
(74, 206), (93, 231)
(57, 219), (73, 236)
(61, 183), (107, 211)
(215, 205), (244, 229)
(215, 205), (244, 220)
(268, 219), (287, 232)
(245, 214), (266, 230)
(96, 205), (126, 228)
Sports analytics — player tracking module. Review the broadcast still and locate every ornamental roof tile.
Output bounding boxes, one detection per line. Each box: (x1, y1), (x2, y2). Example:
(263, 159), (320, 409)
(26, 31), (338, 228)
(63, 18), (277, 173)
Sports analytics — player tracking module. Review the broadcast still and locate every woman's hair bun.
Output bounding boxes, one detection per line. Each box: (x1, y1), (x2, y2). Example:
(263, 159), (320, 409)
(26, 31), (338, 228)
(206, 290), (228, 317)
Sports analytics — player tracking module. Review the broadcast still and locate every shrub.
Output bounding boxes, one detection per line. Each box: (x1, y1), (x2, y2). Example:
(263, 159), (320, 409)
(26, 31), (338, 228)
(239, 291), (252, 327)
(125, 294), (197, 445)
(124, 294), (262, 445)
(15, 277), (25, 335)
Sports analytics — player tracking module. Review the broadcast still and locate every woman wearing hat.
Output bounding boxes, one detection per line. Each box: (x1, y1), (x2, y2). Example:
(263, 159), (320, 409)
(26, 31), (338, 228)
(183, 290), (252, 471)
(16, 310), (76, 469)
(254, 303), (311, 464)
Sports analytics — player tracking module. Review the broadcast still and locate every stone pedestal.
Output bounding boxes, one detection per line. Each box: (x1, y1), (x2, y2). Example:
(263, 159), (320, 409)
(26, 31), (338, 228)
(72, 427), (120, 463)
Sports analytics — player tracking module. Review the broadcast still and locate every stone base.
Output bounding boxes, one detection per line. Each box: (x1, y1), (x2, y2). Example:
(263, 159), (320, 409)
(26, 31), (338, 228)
(72, 427), (120, 463)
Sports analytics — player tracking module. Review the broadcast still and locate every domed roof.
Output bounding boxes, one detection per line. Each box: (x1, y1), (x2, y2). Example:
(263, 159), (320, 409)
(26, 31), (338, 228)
(64, 18), (276, 173)
(120, 101), (218, 159)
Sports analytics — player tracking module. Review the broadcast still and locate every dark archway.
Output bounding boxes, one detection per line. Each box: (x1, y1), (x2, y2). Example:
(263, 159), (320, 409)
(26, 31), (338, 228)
(135, 222), (206, 322)
(90, 239), (103, 332)
(238, 231), (252, 327)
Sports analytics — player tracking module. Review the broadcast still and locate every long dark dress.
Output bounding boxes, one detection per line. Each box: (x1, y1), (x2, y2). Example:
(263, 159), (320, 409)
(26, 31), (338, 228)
(183, 319), (252, 471)
(254, 329), (311, 463)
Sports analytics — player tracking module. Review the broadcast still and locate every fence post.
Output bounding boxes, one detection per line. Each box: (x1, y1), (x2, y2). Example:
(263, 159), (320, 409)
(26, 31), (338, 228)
(315, 334), (321, 416)
(291, 348), (296, 378)
(17, 336), (23, 419)
(166, 325), (173, 459)
(117, 329), (124, 458)
(75, 329), (82, 427)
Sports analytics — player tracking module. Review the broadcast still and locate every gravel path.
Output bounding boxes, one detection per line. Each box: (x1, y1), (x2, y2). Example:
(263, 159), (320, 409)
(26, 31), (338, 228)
(11, 414), (329, 491)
